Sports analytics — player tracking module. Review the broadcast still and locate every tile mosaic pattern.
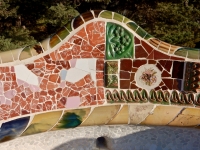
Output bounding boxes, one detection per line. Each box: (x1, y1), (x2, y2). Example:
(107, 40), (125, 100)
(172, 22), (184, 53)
(0, 10), (200, 143)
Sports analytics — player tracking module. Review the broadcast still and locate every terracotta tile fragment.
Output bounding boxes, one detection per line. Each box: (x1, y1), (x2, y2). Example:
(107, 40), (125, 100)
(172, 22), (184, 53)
(26, 64), (34, 70)
(156, 63), (163, 71)
(96, 72), (104, 79)
(97, 79), (103, 87)
(96, 59), (104, 71)
(130, 83), (138, 89)
(92, 48), (105, 58)
(81, 40), (93, 52)
(96, 44), (105, 51)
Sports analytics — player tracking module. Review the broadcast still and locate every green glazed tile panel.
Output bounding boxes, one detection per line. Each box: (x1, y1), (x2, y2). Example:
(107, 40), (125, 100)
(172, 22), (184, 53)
(175, 48), (200, 59)
(126, 22), (138, 31)
(106, 22), (134, 60)
(56, 27), (70, 40)
(49, 34), (61, 48)
(99, 10), (112, 19)
(113, 12), (123, 22)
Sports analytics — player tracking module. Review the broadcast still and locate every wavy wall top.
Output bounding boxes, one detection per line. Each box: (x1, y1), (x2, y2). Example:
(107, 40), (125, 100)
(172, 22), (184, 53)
(0, 10), (200, 143)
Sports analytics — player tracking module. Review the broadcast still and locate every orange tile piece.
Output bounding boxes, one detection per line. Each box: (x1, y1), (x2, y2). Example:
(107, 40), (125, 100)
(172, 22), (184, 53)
(46, 64), (56, 70)
(97, 79), (104, 86)
(92, 47), (105, 58)
(84, 74), (92, 83)
(59, 42), (72, 51)
(96, 72), (104, 79)
(86, 21), (105, 47)
(76, 27), (88, 41)
(75, 78), (86, 87)
(49, 74), (59, 82)
(81, 40), (93, 52)
(79, 52), (93, 58)
(40, 78), (48, 90)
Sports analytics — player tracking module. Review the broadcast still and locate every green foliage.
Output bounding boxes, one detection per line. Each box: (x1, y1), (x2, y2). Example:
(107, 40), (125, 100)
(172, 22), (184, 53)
(0, 0), (199, 51)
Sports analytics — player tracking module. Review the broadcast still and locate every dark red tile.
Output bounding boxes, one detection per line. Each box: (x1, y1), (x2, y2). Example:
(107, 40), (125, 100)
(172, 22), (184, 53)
(135, 45), (148, 58)
(162, 79), (173, 89)
(165, 61), (172, 72)
(133, 60), (147, 68)
(81, 11), (94, 22)
(173, 79), (182, 90)
(154, 50), (170, 60)
(130, 83), (138, 89)
(141, 40), (154, 53)
(130, 73), (135, 81)
(161, 86), (168, 90)
(93, 10), (102, 18)
(172, 61), (184, 79)
(161, 70), (171, 77)
(120, 59), (132, 71)
(170, 56), (185, 61)
(120, 71), (130, 79)
(147, 51), (154, 59)
(148, 60), (157, 64)
(156, 63), (163, 71)
(73, 37), (82, 45)
(73, 15), (84, 29)
(134, 36), (140, 44)
(120, 80), (130, 89)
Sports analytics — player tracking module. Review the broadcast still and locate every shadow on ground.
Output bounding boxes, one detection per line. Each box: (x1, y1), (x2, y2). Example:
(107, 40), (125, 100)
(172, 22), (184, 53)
(52, 126), (200, 150)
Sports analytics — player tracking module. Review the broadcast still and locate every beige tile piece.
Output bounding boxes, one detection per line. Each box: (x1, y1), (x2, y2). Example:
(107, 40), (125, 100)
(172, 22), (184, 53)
(141, 105), (183, 126)
(107, 105), (128, 125)
(0, 50), (13, 63)
(129, 104), (155, 124)
(10, 48), (23, 61)
(21, 111), (62, 136)
(40, 38), (49, 51)
(19, 47), (33, 60)
(169, 107), (200, 127)
(81, 105), (121, 126)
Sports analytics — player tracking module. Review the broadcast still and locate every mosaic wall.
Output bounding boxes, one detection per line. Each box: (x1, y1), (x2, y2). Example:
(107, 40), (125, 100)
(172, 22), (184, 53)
(0, 10), (200, 143)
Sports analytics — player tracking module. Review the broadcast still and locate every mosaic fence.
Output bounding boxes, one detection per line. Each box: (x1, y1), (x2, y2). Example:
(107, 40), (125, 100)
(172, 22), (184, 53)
(0, 10), (200, 143)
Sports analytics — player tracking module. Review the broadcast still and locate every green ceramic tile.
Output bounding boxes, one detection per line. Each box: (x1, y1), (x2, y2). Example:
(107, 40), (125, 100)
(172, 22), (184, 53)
(113, 13), (123, 22)
(56, 27), (70, 40)
(187, 49), (199, 59)
(175, 48), (200, 59)
(105, 75), (118, 88)
(144, 33), (154, 40)
(105, 61), (118, 74)
(136, 26), (147, 38)
(49, 34), (61, 48)
(127, 22), (138, 31)
(100, 10), (112, 19)
(65, 22), (72, 32)
(174, 49), (187, 57)
(149, 90), (169, 105)
(123, 17), (131, 24)
(106, 22), (134, 60)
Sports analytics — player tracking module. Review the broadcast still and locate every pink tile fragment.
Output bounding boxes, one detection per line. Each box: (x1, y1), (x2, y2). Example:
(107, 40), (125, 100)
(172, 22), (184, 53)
(4, 89), (17, 99)
(29, 84), (40, 92)
(0, 96), (6, 104)
(5, 99), (12, 106)
(17, 79), (24, 86)
(66, 96), (81, 108)
(60, 81), (66, 88)
(70, 59), (77, 68)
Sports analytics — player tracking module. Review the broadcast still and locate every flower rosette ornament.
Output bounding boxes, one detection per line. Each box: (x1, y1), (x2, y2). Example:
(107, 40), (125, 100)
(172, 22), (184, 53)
(140, 68), (157, 86)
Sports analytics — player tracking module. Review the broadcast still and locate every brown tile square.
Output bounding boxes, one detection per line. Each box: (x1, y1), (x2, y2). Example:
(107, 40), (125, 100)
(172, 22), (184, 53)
(120, 59), (132, 71)
(135, 45), (148, 58)
(96, 59), (104, 71)
(120, 71), (130, 79)
(133, 60), (147, 68)
(120, 80), (130, 89)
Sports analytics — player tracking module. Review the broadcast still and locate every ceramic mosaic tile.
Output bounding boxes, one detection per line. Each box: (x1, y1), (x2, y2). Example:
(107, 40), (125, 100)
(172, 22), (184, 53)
(1, 10), (200, 144)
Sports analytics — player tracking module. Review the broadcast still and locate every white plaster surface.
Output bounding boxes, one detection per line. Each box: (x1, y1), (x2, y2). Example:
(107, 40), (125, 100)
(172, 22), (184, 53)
(0, 125), (200, 150)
